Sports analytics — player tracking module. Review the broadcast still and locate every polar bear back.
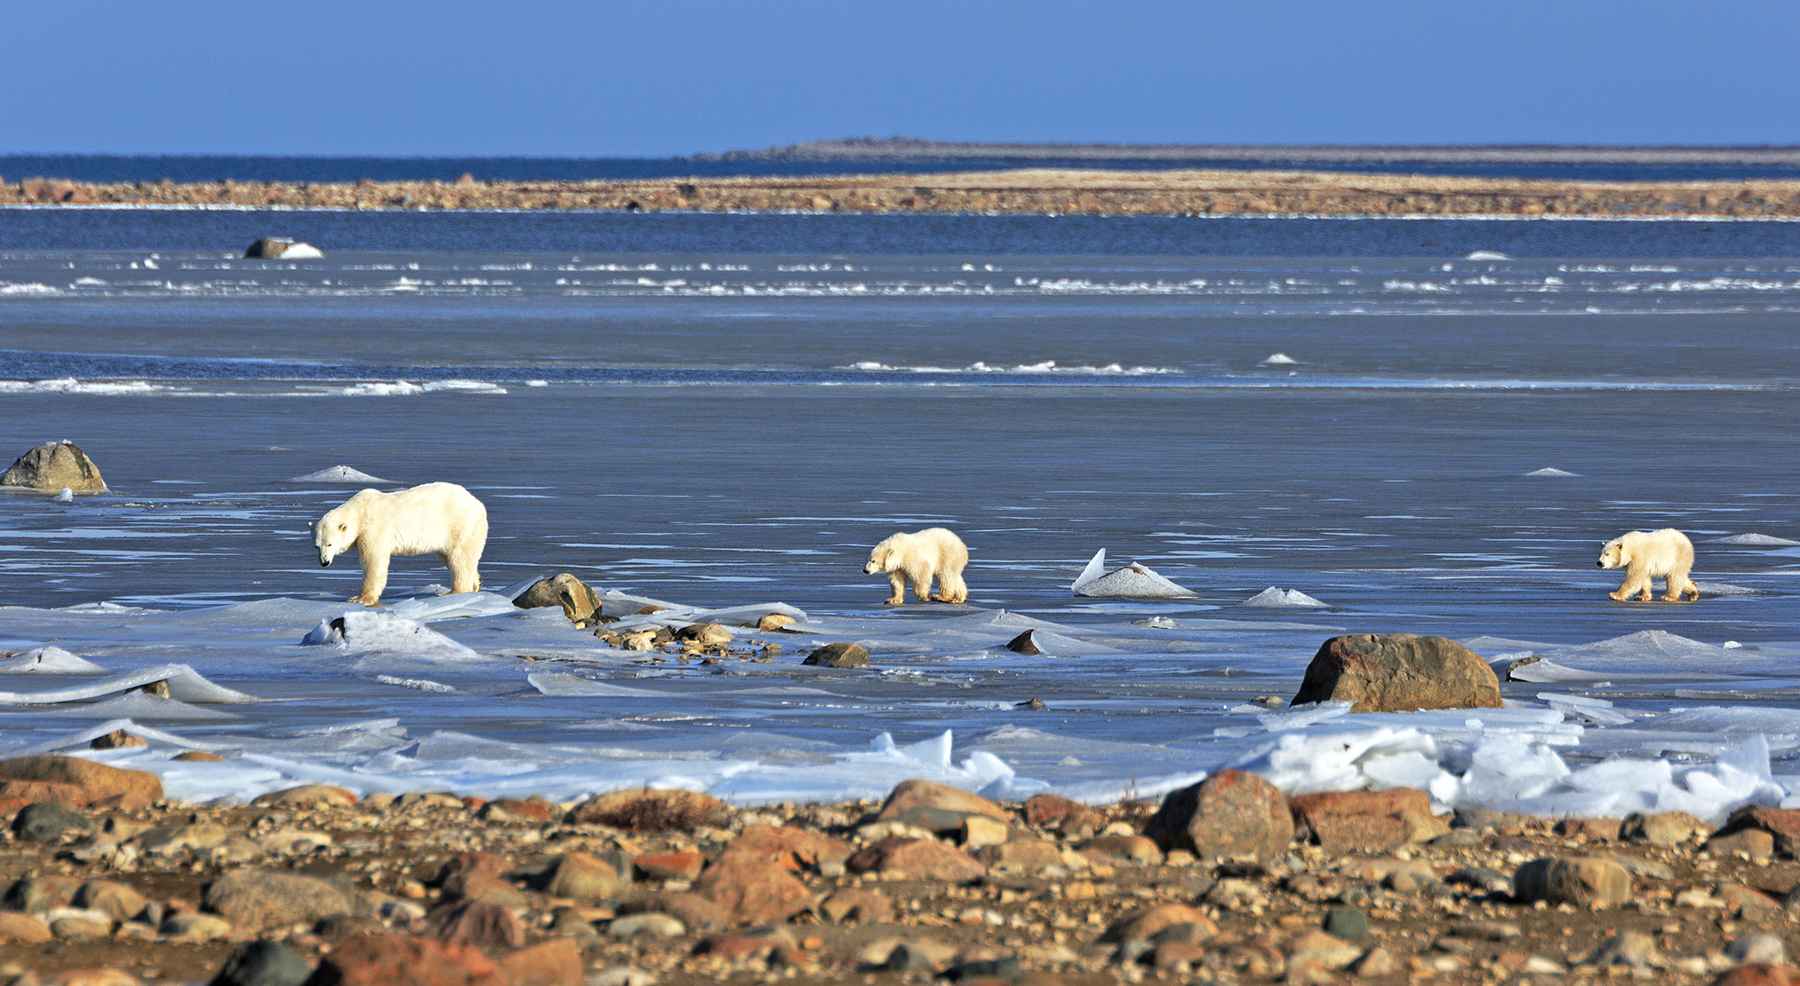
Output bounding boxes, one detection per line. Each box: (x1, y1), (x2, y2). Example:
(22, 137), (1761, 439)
(905, 527), (969, 572)
(1615, 528), (1693, 577)
(356, 482), (487, 556)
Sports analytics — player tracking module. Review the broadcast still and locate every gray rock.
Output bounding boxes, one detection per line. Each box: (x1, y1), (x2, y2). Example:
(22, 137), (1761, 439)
(1322, 905), (1368, 942)
(10, 802), (94, 842)
(203, 869), (358, 929)
(1, 441), (106, 494)
(209, 939), (314, 986)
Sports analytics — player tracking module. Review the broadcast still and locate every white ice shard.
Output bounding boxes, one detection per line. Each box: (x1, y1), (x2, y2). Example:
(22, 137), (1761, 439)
(1260, 352), (1299, 366)
(0, 664), (257, 705)
(287, 465), (394, 484)
(1712, 533), (1799, 546)
(1070, 549), (1197, 599)
(1524, 467), (1578, 477)
(0, 645), (105, 675)
(1465, 250), (1511, 261)
(1241, 586), (1328, 609)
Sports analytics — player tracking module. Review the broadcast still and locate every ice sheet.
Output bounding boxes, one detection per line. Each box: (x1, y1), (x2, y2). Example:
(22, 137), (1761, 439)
(0, 645), (105, 674)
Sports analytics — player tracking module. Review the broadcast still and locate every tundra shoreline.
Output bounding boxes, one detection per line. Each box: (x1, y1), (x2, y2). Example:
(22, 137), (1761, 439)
(10, 167), (1800, 219)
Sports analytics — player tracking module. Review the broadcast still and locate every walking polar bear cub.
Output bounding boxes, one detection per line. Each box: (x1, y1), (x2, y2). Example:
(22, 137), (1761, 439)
(315, 482), (488, 606)
(1597, 528), (1699, 603)
(865, 528), (969, 605)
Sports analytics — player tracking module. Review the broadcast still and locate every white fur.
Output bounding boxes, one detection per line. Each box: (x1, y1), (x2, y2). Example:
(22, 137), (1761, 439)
(314, 482), (488, 606)
(863, 528), (970, 606)
(1597, 528), (1699, 603)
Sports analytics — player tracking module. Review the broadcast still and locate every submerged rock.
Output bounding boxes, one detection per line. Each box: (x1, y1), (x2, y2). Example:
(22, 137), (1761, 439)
(803, 642), (870, 668)
(1, 440), (106, 494)
(1291, 633), (1502, 712)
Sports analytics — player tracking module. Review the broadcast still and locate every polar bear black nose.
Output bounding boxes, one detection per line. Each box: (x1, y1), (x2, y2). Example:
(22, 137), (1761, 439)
(1595, 560), (1604, 568)
(321, 558), (332, 568)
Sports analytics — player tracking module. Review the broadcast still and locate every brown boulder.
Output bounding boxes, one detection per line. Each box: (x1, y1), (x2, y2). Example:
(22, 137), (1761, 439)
(567, 788), (728, 831)
(634, 850), (704, 881)
(803, 642), (869, 668)
(1145, 769), (1293, 861)
(0, 755), (161, 808)
(1512, 856), (1631, 909)
(0, 911), (52, 944)
(876, 778), (1008, 823)
(846, 837), (986, 882)
(1289, 788), (1448, 852)
(252, 784), (358, 809)
(511, 573), (601, 625)
(302, 933), (500, 986)
(495, 940), (582, 986)
(1620, 810), (1707, 847)
(720, 824), (851, 872)
(817, 888), (894, 924)
(1291, 633), (1501, 712)
(205, 869), (358, 929)
(1099, 903), (1219, 945)
(693, 854), (811, 926)
(1715, 966), (1798, 986)
(1713, 806), (1800, 857)
(540, 851), (629, 902)
(427, 899), (524, 949)
(1, 441), (107, 494)
(1022, 793), (1103, 837)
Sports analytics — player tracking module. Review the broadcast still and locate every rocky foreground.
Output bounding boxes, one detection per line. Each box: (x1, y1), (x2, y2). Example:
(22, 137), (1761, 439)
(2, 755), (1800, 986)
(8, 169), (1800, 219)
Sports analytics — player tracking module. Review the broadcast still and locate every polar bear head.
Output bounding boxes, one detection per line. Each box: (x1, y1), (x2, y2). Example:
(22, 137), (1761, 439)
(864, 534), (902, 575)
(314, 491), (373, 567)
(1596, 535), (1632, 570)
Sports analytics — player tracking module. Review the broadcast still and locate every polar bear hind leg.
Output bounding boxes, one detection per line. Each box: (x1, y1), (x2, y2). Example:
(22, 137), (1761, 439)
(446, 546), (482, 594)
(934, 567), (967, 604)
(1665, 558), (1700, 602)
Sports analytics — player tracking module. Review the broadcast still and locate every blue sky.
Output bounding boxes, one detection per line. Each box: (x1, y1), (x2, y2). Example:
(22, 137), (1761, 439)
(5, 0), (1796, 156)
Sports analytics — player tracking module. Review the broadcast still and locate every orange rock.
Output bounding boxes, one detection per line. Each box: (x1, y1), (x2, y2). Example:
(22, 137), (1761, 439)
(1714, 965), (1797, 986)
(567, 788), (728, 831)
(635, 850), (705, 881)
(719, 824), (851, 871)
(304, 933), (502, 986)
(427, 899), (524, 949)
(1022, 793), (1103, 835)
(1146, 770), (1293, 861)
(496, 939), (583, 986)
(0, 756), (162, 808)
(1100, 903), (1219, 944)
(694, 854), (811, 925)
(1289, 788), (1447, 852)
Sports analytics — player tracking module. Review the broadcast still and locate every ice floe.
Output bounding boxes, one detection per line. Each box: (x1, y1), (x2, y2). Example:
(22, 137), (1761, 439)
(1260, 352), (1300, 366)
(1524, 467), (1578, 477)
(335, 380), (508, 397)
(1070, 549), (1198, 599)
(287, 465), (396, 484)
(1713, 533), (1799, 546)
(0, 665), (256, 706)
(1465, 250), (1511, 261)
(1240, 587), (1329, 609)
(0, 646), (105, 675)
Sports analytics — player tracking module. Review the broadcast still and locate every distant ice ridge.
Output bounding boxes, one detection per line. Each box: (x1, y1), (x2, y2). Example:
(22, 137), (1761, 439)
(1714, 533), (1800, 546)
(1464, 250), (1511, 261)
(1524, 467), (1579, 477)
(1241, 587), (1328, 609)
(0, 282), (61, 296)
(842, 360), (1175, 376)
(335, 380), (508, 396)
(287, 465), (395, 484)
(1259, 352), (1299, 366)
(0, 378), (170, 396)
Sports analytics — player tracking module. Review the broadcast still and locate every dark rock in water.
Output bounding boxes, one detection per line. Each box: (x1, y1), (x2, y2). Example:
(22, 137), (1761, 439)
(1, 440), (106, 494)
(1145, 770), (1293, 862)
(244, 237), (322, 259)
(11, 802), (95, 842)
(1292, 633), (1501, 712)
(513, 573), (602, 625)
(803, 642), (869, 668)
(1005, 629), (1042, 655)
(209, 939), (313, 986)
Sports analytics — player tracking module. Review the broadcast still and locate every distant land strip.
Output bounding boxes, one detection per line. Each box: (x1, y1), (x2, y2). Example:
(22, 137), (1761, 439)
(7, 167), (1800, 218)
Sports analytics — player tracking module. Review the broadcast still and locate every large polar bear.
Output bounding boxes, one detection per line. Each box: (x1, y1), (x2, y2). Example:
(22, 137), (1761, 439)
(314, 483), (488, 606)
(1597, 528), (1699, 603)
(864, 528), (969, 605)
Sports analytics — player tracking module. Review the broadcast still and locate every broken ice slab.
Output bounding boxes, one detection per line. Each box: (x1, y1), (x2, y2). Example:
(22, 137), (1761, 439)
(0, 664), (257, 705)
(1070, 549), (1198, 599)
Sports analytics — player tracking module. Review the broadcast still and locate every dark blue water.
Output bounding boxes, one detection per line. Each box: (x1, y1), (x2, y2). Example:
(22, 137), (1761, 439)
(6, 207), (1800, 258)
(5, 152), (1800, 184)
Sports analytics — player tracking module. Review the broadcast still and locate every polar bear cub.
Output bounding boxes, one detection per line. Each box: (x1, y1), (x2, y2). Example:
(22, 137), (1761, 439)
(864, 528), (969, 605)
(1597, 528), (1699, 603)
(314, 482), (488, 606)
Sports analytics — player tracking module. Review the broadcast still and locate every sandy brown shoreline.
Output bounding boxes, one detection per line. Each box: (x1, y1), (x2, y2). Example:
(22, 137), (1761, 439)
(8, 168), (1800, 219)
(4, 755), (1800, 985)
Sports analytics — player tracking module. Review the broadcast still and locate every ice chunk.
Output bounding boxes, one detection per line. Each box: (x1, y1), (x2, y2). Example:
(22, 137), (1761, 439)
(1240, 586), (1328, 609)
(1712, 533), (1799, 546)
(1070, 549), (1197, 599)
(1260, 352), (1299, 366)
(287, 465), (395, 484)
(300, 611), (485, 664)
(1524, 467), (1578, 477)
(0, 646), (105, 675)
(1695, 582), (1763, 596)
(1465, 250), (1511, 261)
(53, 487), (73, 502)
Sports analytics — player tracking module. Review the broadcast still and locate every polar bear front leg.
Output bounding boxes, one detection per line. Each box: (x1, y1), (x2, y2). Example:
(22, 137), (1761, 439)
(885, 573), (906, 606)
(354, 550), (389, 607)
(1610, 569), (1649, 603)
